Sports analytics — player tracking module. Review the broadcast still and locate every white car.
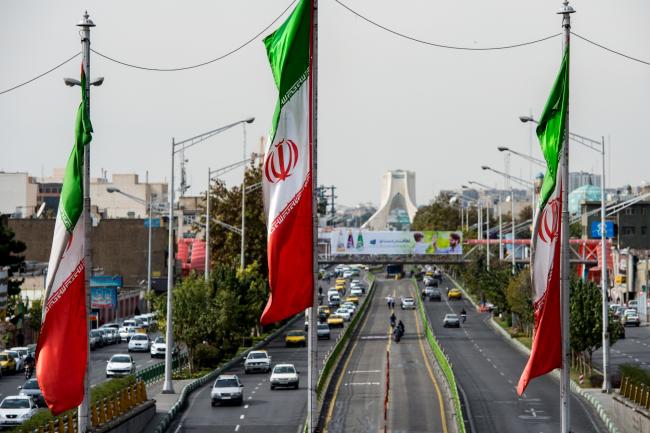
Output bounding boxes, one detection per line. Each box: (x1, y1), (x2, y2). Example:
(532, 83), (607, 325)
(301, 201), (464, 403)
(401, 297), (416, 310)
(211, 375), (244, 406)
(119, 326), (136, 342)
(106, 354), (135, 378)
(270, 364), (299, 390)
(342, 302), (357, 313)
(9, 347), (28, 369)
(122, 319), (137, 328)
(128, 334), (150, 352)
(342, 270), (354, 279)
(334, 308), (352, 321)
(243, 350), (272, 374)
(150, 336), (167, 358)
(350, 287), (363, 296)
(0, 395), (38, 428)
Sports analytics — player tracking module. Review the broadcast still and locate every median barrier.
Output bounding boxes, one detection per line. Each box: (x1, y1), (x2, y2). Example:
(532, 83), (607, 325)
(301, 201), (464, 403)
(151, 312), (304, 433)
(413, 279), (466, 433)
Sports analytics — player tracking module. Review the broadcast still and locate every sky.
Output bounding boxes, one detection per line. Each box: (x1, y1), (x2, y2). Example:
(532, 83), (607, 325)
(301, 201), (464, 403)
(1, 0), (649, 208)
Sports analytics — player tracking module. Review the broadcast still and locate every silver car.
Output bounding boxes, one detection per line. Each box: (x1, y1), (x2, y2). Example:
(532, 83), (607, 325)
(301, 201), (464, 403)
(443, 314), (460, 328)
(211, 375), (244, 406)
(18, 378), (45, 407)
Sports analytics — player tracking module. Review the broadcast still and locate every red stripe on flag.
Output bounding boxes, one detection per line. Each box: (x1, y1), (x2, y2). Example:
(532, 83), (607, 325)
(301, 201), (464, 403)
(36, 264), (88, 415)
(261, 177), (313, 326)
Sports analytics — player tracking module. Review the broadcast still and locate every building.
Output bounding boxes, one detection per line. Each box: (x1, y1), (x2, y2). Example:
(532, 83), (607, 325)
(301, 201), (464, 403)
(91, 173), (167, 218)
(0, 172), (39, 216)
(569, 171), (601, 193)
(580, 199), (650, 250)
(362, 170), (417, 230)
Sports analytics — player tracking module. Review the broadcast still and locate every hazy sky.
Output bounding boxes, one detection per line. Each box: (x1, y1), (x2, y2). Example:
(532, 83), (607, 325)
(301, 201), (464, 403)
(2, 0), (649, 207)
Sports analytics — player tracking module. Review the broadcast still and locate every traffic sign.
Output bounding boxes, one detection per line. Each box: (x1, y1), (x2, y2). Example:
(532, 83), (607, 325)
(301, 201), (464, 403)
(590, 221), (614, 239)
(144, 218), (161, 228)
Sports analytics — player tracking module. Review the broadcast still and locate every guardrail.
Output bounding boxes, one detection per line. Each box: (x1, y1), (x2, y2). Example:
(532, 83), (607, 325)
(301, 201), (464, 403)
(620, 376), (650, 409)
(136, 354), (188, 385)
(316, 273), (376, 397)
(16, 381), (148, 433)
(413, 279), (466, 433)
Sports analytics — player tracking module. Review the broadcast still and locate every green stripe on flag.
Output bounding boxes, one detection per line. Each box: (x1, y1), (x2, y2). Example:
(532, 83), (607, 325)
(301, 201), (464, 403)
(60, 67), (93, 231)
(536, 48), (569, 209)
(264, 0), (310, 140)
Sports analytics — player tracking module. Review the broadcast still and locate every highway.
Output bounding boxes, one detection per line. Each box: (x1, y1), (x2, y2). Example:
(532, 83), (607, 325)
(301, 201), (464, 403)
(171, 277), (368, 433)
(0, 335), (161, 404)
(422, 275), (607, 433)
(323, 278), (449, 433)
(593, 323), (650, 373)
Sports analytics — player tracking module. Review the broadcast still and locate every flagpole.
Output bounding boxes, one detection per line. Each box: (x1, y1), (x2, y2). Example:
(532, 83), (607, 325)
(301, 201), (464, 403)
(558, 2), (575, 433)
(77, 11), (95, 433)
(307, 0), (319, 431)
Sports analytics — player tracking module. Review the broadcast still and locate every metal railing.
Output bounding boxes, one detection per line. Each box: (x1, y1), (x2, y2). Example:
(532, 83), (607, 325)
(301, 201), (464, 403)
(620, 375), (650, 410)
(136, 354), (188, 385)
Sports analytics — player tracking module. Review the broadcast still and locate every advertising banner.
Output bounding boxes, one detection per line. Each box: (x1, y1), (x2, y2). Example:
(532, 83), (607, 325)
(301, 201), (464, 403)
(90, 287), (117, 309)
(320, 229), (463, 255)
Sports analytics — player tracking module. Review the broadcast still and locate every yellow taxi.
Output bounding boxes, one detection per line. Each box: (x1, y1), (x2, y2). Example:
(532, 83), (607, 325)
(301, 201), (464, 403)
(285, 330), (307, 347)
(318, 306), (331, 318)
(345, 295), (360, 305)
(448, 288), (463, 300)
(0, 351), (17, 373)
(327, 314), (344, 328)
(336, 278), (346, 285)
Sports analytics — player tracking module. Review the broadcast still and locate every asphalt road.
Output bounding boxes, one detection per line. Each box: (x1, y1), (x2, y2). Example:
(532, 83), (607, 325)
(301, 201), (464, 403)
(172, 278), (367, 433)
(422, 276), (607, 433)
(324, 278), (448, 433)
(0, 335), (161, 404)
(593, 321), (650, 373)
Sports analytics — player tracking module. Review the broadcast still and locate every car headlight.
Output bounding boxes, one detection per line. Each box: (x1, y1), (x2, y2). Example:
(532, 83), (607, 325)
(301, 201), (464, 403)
(20, 413), (31, 419)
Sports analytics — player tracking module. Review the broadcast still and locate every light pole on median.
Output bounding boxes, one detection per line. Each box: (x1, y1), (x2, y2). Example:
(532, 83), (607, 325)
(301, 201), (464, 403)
(520, 115), (611, 394)
(164, 117), (254, 395)
(498, 146), (545, 216)
(482, 166), (534, 275)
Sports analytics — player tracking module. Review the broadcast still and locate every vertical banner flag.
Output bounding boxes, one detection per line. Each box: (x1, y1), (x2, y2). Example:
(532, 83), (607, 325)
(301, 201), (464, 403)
(36, 64), (92, 414)
(261, 0), (313, 325)
(518, 48), (569, 395)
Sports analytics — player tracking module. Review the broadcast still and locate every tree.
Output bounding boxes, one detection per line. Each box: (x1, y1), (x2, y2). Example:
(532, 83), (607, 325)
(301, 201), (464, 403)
(28, 299), (43, 340)
(506, 269), (533, 335)
(0, 216), (26, 298)
(569, 278), (623, 368)
(412, 193), (462, 231)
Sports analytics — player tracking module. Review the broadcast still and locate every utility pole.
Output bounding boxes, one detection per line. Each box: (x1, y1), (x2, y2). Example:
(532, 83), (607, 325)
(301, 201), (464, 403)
(77, 11), (94, 433)
(329, 185), (336, 217)
(241, 123), (247, 271)
(600, 135), (611, 393)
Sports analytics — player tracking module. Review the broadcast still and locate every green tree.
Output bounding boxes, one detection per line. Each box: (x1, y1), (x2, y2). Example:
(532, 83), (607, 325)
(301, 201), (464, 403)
(0, 217), (26, 298)
(412, 193), (462, 231)
(28, 299), (43, 341)
(569, 278), (623, 367)
(506, 269), (533, 335)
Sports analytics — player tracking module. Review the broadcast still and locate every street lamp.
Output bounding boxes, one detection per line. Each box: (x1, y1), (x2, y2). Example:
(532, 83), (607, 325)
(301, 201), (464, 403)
(164, 117), (254, 395)
(497, 146), (544, 216)
(521, 114), (611, 393)
(482, 166), (520, 274)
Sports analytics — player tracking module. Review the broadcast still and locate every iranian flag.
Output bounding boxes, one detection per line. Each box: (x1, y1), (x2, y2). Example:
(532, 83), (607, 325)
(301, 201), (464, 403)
(260, 0), (313, 325)
(36, 64), (92, 414)
(518, 48), (569, 395)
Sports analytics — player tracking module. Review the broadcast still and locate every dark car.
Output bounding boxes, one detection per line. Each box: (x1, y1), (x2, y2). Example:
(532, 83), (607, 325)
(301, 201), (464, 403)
(429, 288), (442, 302)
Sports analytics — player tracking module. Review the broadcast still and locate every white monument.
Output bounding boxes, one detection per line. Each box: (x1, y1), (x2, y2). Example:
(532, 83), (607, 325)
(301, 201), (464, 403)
(362, 170), (417, 230)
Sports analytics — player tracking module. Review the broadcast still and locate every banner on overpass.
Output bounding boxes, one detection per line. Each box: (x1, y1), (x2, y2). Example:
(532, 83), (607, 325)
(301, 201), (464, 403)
(319, 229), (463, 255)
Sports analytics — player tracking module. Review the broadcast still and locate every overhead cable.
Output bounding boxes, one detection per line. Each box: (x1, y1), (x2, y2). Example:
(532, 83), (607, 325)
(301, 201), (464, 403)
(571, 32), (650, 67)
(0, 52), (80, 95)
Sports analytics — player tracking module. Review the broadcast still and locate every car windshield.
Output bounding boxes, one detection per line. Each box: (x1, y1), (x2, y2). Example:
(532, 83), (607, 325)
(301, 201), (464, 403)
(287, 331), (304, 337)
(0, 399), (30, 409)
(23, 379), (39, 390)
(250, 352), (267, 359)
(318, 324), (329, 330)
(90, 330), (101, 337)
(274, 366), (296, 374)
(215, 378), (238, 388)
(154, 337), (165, 344)
(132, 335), (147, 341)
(111, 356), (131, 363)
(446, 314), (458, 319)
(0, 354), (9, 361)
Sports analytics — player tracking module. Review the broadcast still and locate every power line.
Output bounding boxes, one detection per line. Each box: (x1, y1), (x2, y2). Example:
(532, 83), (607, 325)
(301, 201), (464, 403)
(90, 0), (298, 72)
(0, 52), (80, 95)
(333, 0), (561, 51)
(572, 32), (650, 67)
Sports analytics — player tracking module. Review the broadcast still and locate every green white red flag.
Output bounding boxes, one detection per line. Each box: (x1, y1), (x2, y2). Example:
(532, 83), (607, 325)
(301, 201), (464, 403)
(36, 64), (92, 414)
(260, 0), (313, 325)
(518, 47), (569, 395)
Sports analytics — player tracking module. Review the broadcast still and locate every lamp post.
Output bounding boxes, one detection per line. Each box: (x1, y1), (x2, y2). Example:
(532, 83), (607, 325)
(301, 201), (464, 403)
(482, 166), (533, 274)
(498, 146), (545, 215)
(520, 114), (610, 393)
(164, 117), (254, 395)
(64, 12), (103, 432)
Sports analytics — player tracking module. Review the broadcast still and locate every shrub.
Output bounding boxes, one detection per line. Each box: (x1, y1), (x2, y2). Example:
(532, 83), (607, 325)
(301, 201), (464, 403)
(620, 363), (650, 387)
(194, 343), (220, 369)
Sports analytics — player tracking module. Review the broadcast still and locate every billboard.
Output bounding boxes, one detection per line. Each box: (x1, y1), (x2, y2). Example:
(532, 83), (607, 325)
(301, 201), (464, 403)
(320, 229), (462, 255)
(91, 287), (117, 309)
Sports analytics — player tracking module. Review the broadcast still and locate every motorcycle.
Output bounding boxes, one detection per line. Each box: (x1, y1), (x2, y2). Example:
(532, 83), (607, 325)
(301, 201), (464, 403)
(460, 313), (467, 323)
(24, 364), (33, 380)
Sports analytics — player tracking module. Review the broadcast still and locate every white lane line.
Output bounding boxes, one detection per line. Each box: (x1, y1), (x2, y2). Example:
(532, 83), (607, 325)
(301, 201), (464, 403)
(235, 425), (240, 432)
(251, 391), (256, 394)
(248, 396), (252, 400)
(173, 423), (182, 433)
(244, 404), (249, 409)
(240, 414), (245, 419)
(346, 382), (381, 386)
(348, 370), (381, 374)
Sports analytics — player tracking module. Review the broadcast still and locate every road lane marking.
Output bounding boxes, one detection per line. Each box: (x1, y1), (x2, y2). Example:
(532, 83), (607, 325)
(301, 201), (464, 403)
(411, 284), (448, 433)
(240, 414), (245, 419)
(349, 370), (381, 374)
(248, 396), (252, 400)
(346, 382), (381, 386)
(235, 424), (240, 431)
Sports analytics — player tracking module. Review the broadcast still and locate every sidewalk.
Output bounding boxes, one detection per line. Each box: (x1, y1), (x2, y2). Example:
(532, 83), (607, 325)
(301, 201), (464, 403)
(141, 379), (195, 433)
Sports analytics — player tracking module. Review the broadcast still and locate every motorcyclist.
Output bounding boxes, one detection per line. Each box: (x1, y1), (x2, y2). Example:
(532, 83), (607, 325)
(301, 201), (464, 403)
(460, 308), (467, 323)
(393, 326), (401, 343)
(390, 312), (396, 328)
(397, 320), (405, 336)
